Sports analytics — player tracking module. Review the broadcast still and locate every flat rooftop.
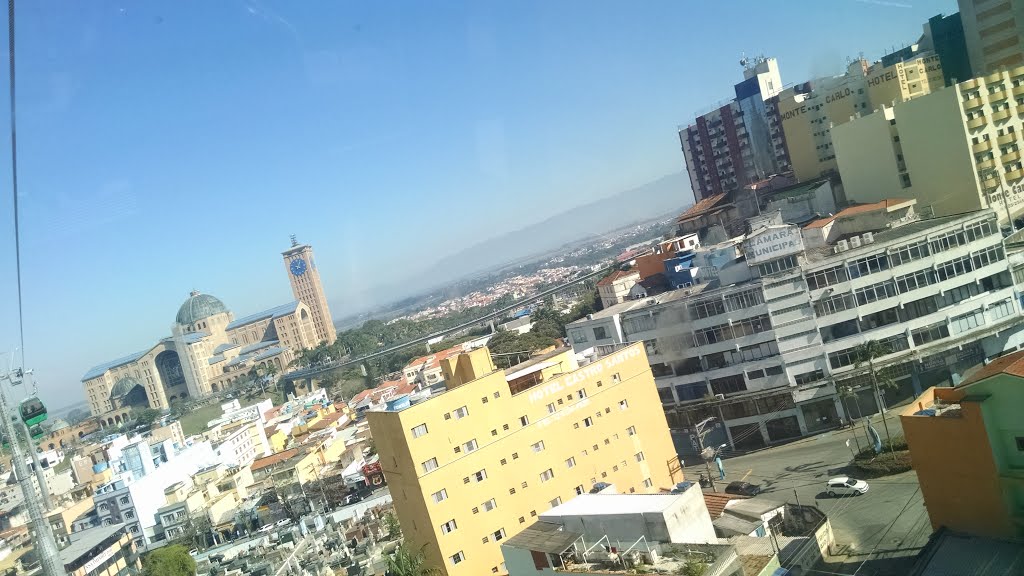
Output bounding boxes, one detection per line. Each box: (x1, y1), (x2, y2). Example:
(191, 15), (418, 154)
(540, 493), (684, 517)
(569, 282), (714, 322)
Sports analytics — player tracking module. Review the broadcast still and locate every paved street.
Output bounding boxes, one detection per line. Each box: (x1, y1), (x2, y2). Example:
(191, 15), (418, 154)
(684, 412), (933, 573)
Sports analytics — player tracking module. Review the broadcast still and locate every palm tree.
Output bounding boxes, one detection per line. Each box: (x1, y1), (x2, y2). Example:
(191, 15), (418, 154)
(386, 543), (442, 576)
(852, 339), (896, 449)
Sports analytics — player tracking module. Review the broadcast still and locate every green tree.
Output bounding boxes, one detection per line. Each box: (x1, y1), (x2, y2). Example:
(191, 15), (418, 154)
(142, 545), (196, 576)
(386, 543), (442, 576)
(852, 339), (897, 449)
(132, 408), (161, 426)
(383, 511), (401, 539)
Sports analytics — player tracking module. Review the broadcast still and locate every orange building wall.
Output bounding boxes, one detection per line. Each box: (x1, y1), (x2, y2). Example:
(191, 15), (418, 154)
(635, 252), (670, 280)
(901, 387), (1013, 538)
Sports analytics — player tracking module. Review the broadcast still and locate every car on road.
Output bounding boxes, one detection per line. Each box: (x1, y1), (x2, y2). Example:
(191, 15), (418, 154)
(826, 476), (869, 497)
(276, 518), (292, 528)
(258, 524), (275, 533)
(589, 482), (612, 494)
(723, 481), (761, 497)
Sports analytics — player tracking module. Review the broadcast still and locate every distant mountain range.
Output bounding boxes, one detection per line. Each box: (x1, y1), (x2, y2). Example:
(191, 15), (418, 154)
(340, 172), (692, 316)
(433, 172), (692, 278)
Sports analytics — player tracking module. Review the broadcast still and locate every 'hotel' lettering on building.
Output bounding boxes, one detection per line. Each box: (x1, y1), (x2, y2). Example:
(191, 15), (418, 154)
(527, 345), (641, 404)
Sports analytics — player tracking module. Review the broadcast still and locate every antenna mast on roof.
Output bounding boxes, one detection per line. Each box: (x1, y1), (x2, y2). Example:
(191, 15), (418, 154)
(290, 234), (298, 247)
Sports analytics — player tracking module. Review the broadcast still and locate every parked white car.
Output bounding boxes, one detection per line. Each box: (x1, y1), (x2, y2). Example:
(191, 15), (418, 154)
(826, 476), (869, 497)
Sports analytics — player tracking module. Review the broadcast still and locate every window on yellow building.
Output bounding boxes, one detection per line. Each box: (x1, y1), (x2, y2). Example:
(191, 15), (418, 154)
(627, 426), (637, 436)
(539, 469), (554, 482)
(440, 519), (457, 534)
(422, 458), (438, 473)
(473, 469), (487, 482)
(411, 424), (428, 438)
(450, 552), (465, 566)
(482, 498), (497, 512)
(531, 441), (544, 453)
(565, 457), (575, 468)
(463, 439), (478, 453)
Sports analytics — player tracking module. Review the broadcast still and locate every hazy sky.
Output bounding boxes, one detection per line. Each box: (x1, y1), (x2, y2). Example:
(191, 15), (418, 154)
(0, 0), (954, 408)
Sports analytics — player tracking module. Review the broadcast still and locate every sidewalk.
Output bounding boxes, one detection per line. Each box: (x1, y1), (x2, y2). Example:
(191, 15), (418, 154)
(718, 408), (906, 459)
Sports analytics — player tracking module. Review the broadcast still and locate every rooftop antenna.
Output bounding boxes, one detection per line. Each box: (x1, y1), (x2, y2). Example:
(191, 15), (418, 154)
(290, 234), (299, 247)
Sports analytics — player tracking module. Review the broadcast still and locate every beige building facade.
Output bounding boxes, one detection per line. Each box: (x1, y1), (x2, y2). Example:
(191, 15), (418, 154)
(835, 65), (1024, 223)
(780, 55), (944, 182)
(82, 241), (335, 417)
(959, 0), (1024, 74)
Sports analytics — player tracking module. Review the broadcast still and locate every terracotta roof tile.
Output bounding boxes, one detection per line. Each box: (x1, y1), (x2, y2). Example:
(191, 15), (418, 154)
(961, 349), (1024, 387)
(597, 269), (638, 287)
(677, 193), (729, 222)
(251, 448), (301, 472)
(703, 492), (748, 518)
(803, 199), (913, 230)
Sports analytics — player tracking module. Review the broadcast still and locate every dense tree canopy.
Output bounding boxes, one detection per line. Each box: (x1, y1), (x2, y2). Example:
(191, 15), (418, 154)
(142, 545), (196, 576)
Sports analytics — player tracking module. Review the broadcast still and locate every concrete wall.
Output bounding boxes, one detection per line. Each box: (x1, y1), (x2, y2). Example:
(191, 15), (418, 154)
(540, 489), (715, 546)
(833, 107), (905, 205)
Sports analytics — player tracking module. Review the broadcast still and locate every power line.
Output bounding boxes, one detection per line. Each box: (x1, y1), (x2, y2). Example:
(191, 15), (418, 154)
(851, 486), (921, 576)
(5, 0), (21, 372)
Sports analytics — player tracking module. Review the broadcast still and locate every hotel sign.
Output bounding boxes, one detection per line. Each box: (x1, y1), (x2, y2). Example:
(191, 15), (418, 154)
(83, 543), (119, 573)
(744, 226), (803, 265)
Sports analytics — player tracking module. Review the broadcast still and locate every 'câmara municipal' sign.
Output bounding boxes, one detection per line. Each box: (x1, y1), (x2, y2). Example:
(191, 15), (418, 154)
(743, 225), (803, 265)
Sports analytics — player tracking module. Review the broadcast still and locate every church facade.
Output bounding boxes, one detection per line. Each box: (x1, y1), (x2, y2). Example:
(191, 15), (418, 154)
(82, 239), (336, 418)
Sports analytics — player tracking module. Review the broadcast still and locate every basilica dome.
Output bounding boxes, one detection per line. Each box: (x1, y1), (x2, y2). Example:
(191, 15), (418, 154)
(175, 290), (229, 326)
(109, 375), (143, 401)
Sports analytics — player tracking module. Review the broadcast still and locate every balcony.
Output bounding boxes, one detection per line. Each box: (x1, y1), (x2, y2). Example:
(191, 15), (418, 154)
(962, 78), (979, 90)
(993, 109), (1013, 123)
(986, 71), (1004, 84)
(1007, 168), (1024, 182)
(967, 115), (988, 130)
(981, 174), (1000, 189)
(998, 132), (1017, 146)
(973, 139), (993, 154)
(1003, 150), (1022, 164)
(964, 96), (985, 110)
(990, 89), (1009, 103)
(1014, 84), (1024, 97)
(977, 158), (996, 171)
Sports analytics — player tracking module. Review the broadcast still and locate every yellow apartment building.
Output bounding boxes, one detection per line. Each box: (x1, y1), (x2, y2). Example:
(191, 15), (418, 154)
(835, 64), (1024, 223)
(368, 344), (682, 576)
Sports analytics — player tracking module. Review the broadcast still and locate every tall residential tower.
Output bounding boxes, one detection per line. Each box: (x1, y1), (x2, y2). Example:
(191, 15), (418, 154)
(282, 237), (337, 345)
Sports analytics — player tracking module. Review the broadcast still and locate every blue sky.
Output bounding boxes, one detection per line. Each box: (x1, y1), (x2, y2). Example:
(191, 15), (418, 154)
(0, 0), (954, 408)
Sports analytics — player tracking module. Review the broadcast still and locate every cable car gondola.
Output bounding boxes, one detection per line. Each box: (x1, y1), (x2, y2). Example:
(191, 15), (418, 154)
(19, 397), (46, 427)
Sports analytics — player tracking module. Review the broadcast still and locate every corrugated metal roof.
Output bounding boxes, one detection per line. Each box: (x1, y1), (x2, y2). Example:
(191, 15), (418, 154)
(226, 301), (300, 331)
(502, 521), (581, 554)
(81, 350), (150, 381)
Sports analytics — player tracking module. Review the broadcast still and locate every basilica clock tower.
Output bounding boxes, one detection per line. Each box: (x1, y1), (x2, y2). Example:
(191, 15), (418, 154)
(282, 236), (337, 345)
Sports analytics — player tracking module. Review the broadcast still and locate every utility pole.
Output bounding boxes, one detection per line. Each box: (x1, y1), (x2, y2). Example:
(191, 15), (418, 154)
(694, 417), (718, 493)
(0, 369), (65, 576)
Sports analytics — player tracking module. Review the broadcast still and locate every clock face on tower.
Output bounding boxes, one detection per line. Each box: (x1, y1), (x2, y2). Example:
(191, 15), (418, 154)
(290, 258), (307, 277)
